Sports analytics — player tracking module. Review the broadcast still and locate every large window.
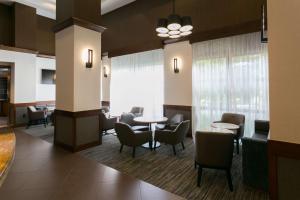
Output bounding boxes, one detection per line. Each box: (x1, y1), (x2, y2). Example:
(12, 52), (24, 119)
(192, 33), (269, 136)
(110, 49), (164, 117)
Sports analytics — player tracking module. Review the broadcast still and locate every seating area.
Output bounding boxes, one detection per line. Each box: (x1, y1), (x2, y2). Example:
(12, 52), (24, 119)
(1, 0), (300, 200)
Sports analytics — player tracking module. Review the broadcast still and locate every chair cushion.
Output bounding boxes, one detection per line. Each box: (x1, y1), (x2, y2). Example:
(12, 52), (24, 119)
(132, 125), (149, 131)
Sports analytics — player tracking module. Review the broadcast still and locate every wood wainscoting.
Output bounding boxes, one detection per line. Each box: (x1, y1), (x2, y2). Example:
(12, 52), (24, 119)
(163, 104), (192, 137)
(268, 139), (300, 200)
(54, 109), (102, 152)
(9, 101), (55, 127)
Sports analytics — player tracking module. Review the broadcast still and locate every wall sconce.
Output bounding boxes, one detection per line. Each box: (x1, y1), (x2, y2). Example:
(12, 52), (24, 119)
(174, 58), (179, 73)
(86, 49), (93, 68)
(103, 66), (108, 78)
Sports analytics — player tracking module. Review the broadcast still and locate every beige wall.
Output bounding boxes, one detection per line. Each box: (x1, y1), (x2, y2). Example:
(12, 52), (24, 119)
(268, 0), (300, 144)
(56, 25), (101, 112)
(101, 56), (111, 102)
(164, 41), (192, 106)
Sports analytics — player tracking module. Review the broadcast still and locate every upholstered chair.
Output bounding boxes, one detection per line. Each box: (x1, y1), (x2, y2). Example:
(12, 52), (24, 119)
(99, 109), (118, 135)
(115, 122), (152, 158)
(195, 131), (234, 191)
(156, 113), (184, 130)
(242, 120), (269, 191)
(215, 113), (245, 154)
(119, 113), (148, 131)
(154, 120), (190, 155)
(27, 106), (47, 128)
(130, 107), (144, 117)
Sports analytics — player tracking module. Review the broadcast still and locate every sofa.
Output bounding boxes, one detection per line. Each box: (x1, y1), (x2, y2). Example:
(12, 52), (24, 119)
(241, 120), (269, 191)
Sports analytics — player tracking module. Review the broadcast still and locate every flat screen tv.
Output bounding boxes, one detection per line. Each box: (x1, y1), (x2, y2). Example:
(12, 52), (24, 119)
(41, 69), (56, 85)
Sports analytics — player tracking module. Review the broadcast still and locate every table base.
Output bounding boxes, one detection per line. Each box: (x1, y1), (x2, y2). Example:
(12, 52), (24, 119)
(142, 141), (161, 149)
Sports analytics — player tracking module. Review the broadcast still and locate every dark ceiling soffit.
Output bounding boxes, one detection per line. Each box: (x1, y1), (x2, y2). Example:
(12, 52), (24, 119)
(53, 17), (106, 33)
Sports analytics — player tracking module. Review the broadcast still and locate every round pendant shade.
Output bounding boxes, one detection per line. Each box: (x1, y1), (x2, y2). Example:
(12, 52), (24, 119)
(169, 30), (181, 35)
(158, 33), (170, 37)
(167, 14), (181, 30)
(169, 34), (180, 39)
(156, 18), (169, 33)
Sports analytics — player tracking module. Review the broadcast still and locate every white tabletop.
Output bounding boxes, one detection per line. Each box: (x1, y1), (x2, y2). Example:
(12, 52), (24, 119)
(198, 127), (234, 134)
(134, 117), (168, 123)
(211, 122), (239, 130)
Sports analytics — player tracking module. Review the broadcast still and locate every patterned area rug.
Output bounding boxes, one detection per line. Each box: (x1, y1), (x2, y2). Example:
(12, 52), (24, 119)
(19, 126), (269, 200)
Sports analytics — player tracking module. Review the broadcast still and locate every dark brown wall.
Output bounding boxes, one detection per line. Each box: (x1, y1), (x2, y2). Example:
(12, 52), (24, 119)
(13, 2), (37, 51)
(36, 15), (55, 55)
(102, 0), (265, 57)
(0, 4), (13, 46)
(56, 0), (101, 25)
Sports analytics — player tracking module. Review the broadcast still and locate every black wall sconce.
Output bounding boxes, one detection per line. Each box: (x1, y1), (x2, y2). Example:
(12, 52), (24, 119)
(86, 49), (93, 68)
(103, 66), (108, 78)
(174, 58), (179, 73)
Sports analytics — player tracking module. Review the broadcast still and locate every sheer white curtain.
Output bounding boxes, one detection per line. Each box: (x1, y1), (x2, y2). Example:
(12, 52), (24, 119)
(110, 49), (164, 117)
(192, 32), (269, 137)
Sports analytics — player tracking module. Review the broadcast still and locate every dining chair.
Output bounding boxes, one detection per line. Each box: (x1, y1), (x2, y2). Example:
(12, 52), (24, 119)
(215, 113), (245, 154)
(194, 131), (234, 191)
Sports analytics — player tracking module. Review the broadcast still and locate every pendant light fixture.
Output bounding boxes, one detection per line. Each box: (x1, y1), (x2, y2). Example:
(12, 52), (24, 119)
(156, 0), (193, 39)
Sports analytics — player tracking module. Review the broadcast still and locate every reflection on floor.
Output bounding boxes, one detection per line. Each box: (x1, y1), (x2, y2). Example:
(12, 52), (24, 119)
(21, 126), (269, 200)
(0, 117), (8, 128)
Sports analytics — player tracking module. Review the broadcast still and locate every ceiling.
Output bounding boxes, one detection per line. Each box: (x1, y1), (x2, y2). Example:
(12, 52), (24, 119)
(0, 0), (136, 19)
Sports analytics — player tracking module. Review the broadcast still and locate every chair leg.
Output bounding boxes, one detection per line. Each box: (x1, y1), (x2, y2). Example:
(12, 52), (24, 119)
(226, 169), (233, 192)
(194, 161), (197, 169)
(149, 141), (153, 151)
(181, 142), (185, 150)
(132, 147), (136, 158)
(197, 167), (202, 187)
(236, 138), (239, 154)
(154, 141), (157, 151)
(172, 145), (176, 156)
(119, 144), (123, 153)
(44, 119), (47, 128)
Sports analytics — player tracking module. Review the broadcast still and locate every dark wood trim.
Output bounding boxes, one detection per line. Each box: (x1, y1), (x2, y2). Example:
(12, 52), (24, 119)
(107, 44), (163, 58)
(190, 20), (261, 44)
(54, 109), (101, 118)
(163, 104), (192, 111)
(11, 101), (55, 108)
(163, 104), (192, 137)
(54, 109), (102, 152)
(37, 54), (55, 59)
(53, 17), (106, 34)
(268, 139), (300, 200)
(101, 101), (110, 107)
(0, 45), (37, 55)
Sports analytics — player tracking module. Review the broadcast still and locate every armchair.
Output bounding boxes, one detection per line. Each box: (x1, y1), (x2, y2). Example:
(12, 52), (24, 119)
(154, 120), (190, 155)
(27, 106), (47, 128)
(130, 107), (144, 117)
(156, 114), (184, 131)
(119, 113), (148, 131)
(194, 131), (234, 191)
(115, 122), (152, 158)
(242, 120), (269, 191)
(215, 113), (245, 154)
(99, 109), (118, 135)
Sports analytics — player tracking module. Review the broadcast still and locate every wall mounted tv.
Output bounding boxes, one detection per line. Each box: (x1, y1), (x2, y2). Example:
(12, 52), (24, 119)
(41, 69), (56, 85)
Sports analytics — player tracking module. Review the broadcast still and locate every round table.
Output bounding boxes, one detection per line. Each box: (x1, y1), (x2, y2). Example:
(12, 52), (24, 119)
(134, 116), (168, 148)
(211, 122), (239, 133)
(200, 127), (234, 134)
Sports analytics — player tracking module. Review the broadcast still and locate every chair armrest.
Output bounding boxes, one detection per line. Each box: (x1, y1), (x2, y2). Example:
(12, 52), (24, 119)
(30, 110), (46, 120)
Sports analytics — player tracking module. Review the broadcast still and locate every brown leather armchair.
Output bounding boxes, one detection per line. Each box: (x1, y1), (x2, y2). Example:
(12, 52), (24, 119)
(195, 131), (234, 191)
(115, 122), (152, 158)
(99, 109), (118, 135)
(215, 113), (245, 154)
(27, 106), (47, 128)
(154, 120), (190, 155)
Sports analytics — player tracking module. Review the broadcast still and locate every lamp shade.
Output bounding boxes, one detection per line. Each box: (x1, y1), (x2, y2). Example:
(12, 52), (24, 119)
(180, 31), (192, 36)
(169, 34), (180, 39)
(167, 14), (181, 30)
(158, 33), (169, 38)
(156, 18), (169, 33)
(180, 16), (193, 32)
(169, 30), (180, 35)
